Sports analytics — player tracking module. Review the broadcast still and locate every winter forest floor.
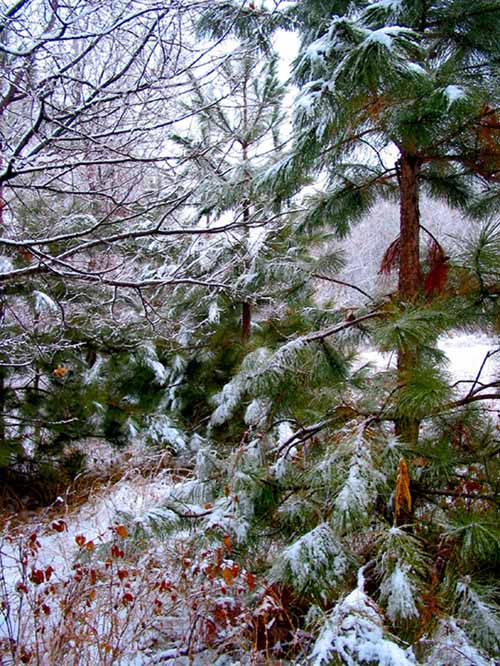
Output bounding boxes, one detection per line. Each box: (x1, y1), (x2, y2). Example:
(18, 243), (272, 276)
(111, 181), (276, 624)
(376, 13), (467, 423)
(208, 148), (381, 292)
(0, 332), (497, 665)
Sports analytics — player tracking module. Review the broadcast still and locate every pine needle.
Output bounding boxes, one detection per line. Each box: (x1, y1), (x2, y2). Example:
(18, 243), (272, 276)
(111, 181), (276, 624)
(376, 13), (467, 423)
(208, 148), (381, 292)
(395, 457), (412, 522)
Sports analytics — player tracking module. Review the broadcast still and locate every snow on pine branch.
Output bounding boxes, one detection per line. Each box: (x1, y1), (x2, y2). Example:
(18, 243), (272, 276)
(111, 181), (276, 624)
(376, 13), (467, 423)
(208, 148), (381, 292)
(309, 568), (417, 666)
(376, 526), (430, 626)
(312, 421), (386, 532)
(269, 523), (349, 600)
(422, 618), (494, 666)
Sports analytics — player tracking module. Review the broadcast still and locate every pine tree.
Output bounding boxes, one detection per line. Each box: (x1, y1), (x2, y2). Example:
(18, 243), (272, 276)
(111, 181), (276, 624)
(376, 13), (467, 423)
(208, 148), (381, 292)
(130, 3), (500, 664)
(171, 42), (287, 344)
(272, 0), (500, 444)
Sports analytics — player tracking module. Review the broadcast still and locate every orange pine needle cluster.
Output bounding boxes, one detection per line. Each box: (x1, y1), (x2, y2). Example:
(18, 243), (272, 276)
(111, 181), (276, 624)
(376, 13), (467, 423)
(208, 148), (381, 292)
(395, 457), (412, 522)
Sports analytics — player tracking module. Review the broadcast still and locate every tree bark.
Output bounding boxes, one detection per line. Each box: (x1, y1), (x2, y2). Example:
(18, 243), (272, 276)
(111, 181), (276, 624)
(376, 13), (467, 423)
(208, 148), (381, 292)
(241, 61), (252, 345)
(242, 300), (251, 345)
(0, 365), (5, 447)
(398, 153), (422, 299)
(396, 153), (422, 446)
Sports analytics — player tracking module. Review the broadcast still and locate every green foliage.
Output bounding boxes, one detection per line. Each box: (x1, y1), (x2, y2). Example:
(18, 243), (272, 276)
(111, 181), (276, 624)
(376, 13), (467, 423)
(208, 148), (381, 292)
(197, 2), (282, 52)
(376, 527), (431, 626)
(395, 365), (452, 419)
(462, 220), (500, 285)
(455, 579), (500, 655)
(299, 174), (381, 239)
(445, 511), (500, 570)
(372, 304), (453, 352)
(269, 523), (352, 602)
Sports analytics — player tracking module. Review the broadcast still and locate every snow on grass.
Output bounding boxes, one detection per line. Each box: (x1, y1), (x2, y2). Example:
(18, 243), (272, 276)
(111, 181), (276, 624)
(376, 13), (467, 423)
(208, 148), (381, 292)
(0, 462), (256, 664)
(0, 473), (171, 585)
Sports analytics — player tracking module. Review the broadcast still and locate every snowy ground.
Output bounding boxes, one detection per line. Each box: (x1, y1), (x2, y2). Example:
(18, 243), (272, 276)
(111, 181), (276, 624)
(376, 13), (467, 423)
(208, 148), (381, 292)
(5, 333), (497, 559)
(361, 332), (499, 387)
(0, 332), (498, 664)
(438, 332), (499, 384)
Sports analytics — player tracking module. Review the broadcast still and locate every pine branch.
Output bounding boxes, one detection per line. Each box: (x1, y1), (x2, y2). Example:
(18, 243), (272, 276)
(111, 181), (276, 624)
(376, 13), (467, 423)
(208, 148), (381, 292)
(277, 416), (337, 455)
(299, 310), (384, 343)
(414, 485), (500, 504)
(311, 273), (375, 301)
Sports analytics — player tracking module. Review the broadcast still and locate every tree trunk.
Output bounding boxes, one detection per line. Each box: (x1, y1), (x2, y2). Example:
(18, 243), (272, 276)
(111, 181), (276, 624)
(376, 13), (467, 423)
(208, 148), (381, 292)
(240, 61), (253, 346)
(242, 301), (251, 344)
(241, 194), (252, 344)
(398, 153), (422, 299)
(396, 153), (422, 446)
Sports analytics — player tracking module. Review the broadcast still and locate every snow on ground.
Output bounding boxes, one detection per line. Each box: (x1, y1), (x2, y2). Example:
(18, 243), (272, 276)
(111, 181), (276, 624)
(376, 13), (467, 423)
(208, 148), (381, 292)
(1, 468), (175, 581)
(360, 332), (499, 387)
(438, 332), (498, 384)
(0, 465), (181, 659)
(0, 332), (498, 663)
(2, 333), (498, 585)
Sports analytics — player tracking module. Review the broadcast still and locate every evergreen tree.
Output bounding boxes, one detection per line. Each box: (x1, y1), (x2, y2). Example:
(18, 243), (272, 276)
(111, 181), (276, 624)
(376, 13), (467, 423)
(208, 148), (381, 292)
(171, 44), (287, 343)
(273, 0), (500, 444)
(126, 2), (500, 664)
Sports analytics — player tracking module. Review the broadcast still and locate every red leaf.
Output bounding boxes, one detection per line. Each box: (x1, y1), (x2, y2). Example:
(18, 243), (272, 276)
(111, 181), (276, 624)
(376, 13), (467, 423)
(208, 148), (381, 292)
(379, 237), (400, 275)
(424, 237), (449, 296)
(30, 568), (45, 585)
(246, 572), (256, 591)
(424, 262), (449, 296)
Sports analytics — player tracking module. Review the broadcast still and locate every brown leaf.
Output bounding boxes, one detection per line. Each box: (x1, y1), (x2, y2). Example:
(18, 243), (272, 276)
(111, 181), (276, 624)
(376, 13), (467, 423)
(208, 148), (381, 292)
(114, 525), (129, 538)
(222, 534), (232, 553)
(222, 567), (235, 586)
(379, 237), (400, 275)
(246, 572), (256, 591)
(395, 458), (412, 522)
